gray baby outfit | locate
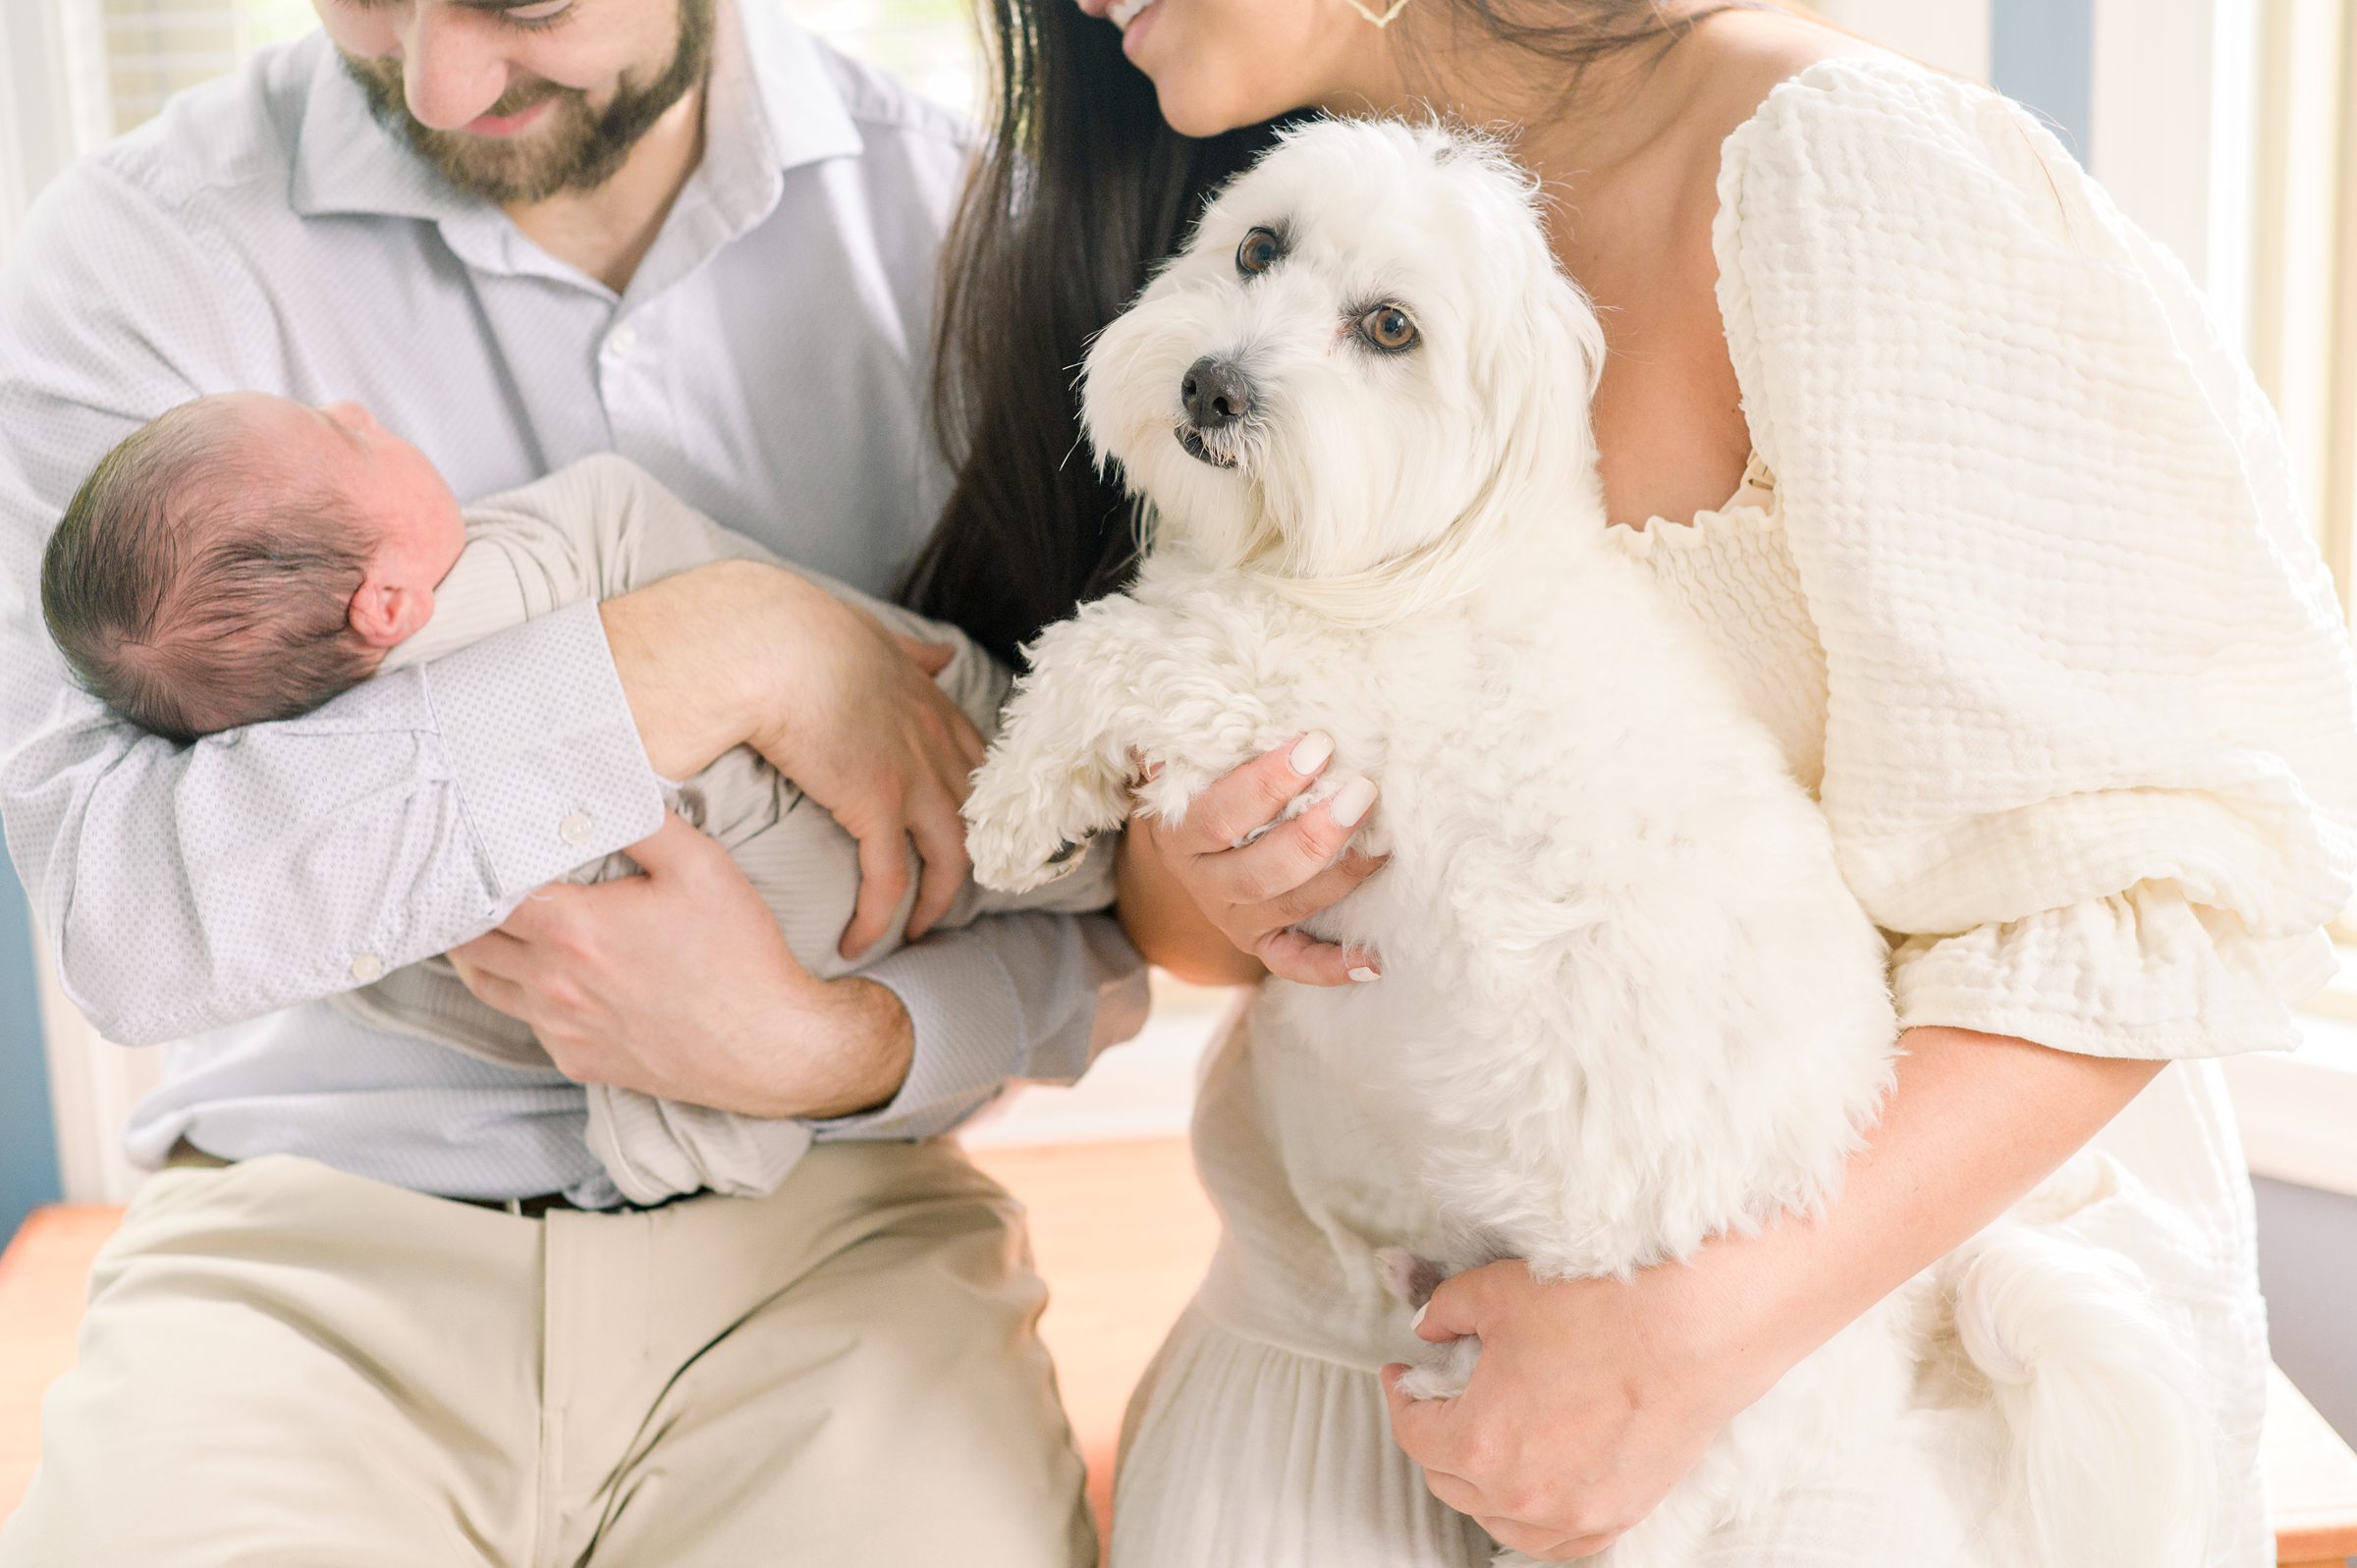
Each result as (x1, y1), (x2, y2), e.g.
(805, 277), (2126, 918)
(347, 454), (1113, 1203)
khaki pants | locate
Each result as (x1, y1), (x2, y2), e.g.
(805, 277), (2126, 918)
(0, 1142), (1094, 1567)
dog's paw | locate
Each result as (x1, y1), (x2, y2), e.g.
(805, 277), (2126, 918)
(1390, 1312), (1481, 1404)
(1394, 1356), (1472, 1403)
(966, 811), (1089, 894)
(1375, 1246), (1445, 1310)
(961, 743), (1111, 892)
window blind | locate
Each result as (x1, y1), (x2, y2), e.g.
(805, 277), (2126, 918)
(91, 0), (977, 135)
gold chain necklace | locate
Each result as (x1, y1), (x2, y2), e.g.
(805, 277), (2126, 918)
(1341, 0), (1411, 25)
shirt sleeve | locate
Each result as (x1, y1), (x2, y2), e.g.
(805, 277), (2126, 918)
(0, 159), (667, 1047)
(1716, 61), (2357, 1060)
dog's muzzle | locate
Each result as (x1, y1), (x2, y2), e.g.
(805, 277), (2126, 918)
(1178, 355), (1250, 468)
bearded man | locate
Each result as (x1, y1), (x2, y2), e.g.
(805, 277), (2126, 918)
(0, 2), (1144, 1562)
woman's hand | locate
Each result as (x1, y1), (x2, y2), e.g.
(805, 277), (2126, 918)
(1379, 1029), (2165, 1559)
(449, 814), (914, 1118)
(1381, 1261), (1763, 1559)
(601, 561), (984, 957)
(1116, 732), (1386, 986)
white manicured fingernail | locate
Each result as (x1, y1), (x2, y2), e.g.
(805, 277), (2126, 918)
(1348, 965), (1381, 983)
(1288, 730), (1335, 776)
(1330, 777), (1377, 828)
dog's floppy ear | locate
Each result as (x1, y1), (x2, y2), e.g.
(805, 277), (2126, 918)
(1437, 126), (1608, 505)
(1478, 254), (1610, 516)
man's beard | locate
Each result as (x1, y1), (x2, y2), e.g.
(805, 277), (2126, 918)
(340, 0), (716, 205)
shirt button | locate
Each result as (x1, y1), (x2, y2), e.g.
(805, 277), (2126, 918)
(559, 810), (593, 845)
(350, 953), (385, 983)
(604, 322), (637, 357)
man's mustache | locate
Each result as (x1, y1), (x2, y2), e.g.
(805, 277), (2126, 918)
(345, 55), (576, 126)
(479, 78), (573, 121)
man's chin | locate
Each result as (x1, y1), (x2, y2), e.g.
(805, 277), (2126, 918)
(333, 0), (713, 205)
(415, 117), (620, 206)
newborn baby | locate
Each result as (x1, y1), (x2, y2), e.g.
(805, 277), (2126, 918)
(39, 393), (1114, 1203)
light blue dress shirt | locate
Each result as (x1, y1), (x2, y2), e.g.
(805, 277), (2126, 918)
(0, 0), (1147, 1206)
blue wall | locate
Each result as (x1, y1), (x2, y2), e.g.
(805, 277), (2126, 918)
(1, 852), (61, 1242)
(1991, 0), (2096, 159)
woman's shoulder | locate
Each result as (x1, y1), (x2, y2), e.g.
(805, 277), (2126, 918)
(1699, 27), (2303, 590)
(1704, 24), (2153, 379)
(1681, 10), (1895, 153)
(1712, 40), (2097, 266)
(1661, 17), (2118, 359)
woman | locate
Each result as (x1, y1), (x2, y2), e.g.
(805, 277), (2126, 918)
(907, 1), (2357, 1562)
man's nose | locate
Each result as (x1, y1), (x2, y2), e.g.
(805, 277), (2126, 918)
(400, 9), (512, 131)
(1181, 357), (1252, 430)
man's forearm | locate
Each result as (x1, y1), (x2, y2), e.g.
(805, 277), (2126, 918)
(1689, 1027), (2163, 1408)
(599, 561), (787, 779)
(811, 911), (1149, 1141)
(8, 602), (666, 1045)
(791, 977), (918, 1119)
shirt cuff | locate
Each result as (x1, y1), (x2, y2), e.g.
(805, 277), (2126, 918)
(1890, 881), (2342, 1060)
(813, 929), (1027, 1141)
(810, 913), (1148, 1142)
(419, 601), (668, 911)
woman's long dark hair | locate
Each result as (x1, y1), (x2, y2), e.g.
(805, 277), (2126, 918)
(903, 0), (1755, 665)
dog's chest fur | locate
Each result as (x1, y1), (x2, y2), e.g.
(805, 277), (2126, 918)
(1123, 531), (1899, 1280)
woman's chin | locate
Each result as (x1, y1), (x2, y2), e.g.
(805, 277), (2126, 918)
(1142, 62), (1282, 140)
(1150, 85), (1246, 140)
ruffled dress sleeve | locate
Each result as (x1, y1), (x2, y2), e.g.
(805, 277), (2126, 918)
(1715, 58), (2357, 1058)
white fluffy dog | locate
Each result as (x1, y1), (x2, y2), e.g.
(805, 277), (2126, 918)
(963, 118), (2215, 1568)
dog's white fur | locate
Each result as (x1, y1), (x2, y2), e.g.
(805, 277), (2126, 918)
(964, 118), (2216, 1568)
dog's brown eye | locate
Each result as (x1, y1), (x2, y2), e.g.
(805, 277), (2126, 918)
(1236, 227), (1283, 277)
(1359, 304), (1418, 352)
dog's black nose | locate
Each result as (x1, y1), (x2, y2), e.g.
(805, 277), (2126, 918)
(1181, 356), (1252, 430)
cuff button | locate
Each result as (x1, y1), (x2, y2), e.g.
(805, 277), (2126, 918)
(559, 810), (593, 845)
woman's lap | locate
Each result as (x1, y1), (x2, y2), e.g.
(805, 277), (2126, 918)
(1112, 1306), (1495, 1568)
(1112, 1307), (1999, 1568)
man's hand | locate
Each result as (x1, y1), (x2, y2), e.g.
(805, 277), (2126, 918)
(448, 814), (914, 1118)
(601, 562), (984, 958)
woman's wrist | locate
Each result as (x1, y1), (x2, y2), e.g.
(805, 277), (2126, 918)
(1114, 823), (1265, 984)
(1658, 1193), (1892, 1425)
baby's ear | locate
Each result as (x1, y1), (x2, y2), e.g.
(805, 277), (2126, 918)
(349, 580), (434, 648)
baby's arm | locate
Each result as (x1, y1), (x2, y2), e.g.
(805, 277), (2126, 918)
(525, 457), (1130, 1204)
(376, 536), (545, 674)
(553, 454), (1121, 928)
(320, 456), (1138, 1206)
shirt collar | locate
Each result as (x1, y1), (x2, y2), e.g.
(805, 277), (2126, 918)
(288, 0), (865, 227)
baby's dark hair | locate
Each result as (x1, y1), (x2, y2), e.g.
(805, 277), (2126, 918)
(39, 401), (382, 742)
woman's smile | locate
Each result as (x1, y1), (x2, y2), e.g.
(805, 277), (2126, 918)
(1113, 0), (1164, 57)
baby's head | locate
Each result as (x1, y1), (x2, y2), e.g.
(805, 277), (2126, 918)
(39, 393), (466, 740)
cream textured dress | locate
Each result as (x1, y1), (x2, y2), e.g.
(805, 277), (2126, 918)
(1108, 58), (2357, 1568)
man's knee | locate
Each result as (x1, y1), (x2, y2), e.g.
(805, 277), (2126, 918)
(0, 1162), (535, 1567)
(0, 1376), (499, 1568)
